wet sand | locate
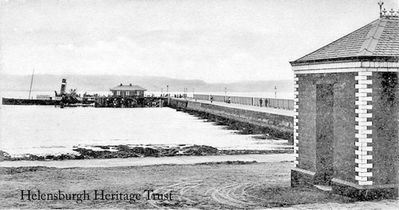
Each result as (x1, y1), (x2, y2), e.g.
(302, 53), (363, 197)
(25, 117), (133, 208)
(0, 161), (354, 209)
(1, 156), (397, 209)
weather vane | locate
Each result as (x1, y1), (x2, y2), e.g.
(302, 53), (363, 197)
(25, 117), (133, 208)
(378, 1), (384, 17)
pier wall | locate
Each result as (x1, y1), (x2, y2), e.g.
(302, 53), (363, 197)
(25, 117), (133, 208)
(2, 98), (59, 105)
(168, 98), (294, 142)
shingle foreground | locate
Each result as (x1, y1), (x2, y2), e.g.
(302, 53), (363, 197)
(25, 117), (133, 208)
(293, 17), (399, 64)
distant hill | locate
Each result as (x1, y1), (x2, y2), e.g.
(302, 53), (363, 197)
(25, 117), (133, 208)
(0, 74), (293, 93)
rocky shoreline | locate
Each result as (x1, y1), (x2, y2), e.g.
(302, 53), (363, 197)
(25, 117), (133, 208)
(0, 144), (292, 161)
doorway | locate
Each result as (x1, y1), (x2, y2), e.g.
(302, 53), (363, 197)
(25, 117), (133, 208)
(315, 84), (334, 185)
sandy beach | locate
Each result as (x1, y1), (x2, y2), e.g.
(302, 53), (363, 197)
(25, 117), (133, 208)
(1, 158), (397, 209)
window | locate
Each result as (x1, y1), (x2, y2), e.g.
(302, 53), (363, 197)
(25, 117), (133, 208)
(116, 91), (121, 96)
(126, 91), (130, 96)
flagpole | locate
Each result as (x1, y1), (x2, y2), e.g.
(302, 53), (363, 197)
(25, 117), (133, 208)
(28, 68), (35, 99)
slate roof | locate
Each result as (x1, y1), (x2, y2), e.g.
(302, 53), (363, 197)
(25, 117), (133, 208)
(292, 16), (399, 64)
(110, 84), (147, 91)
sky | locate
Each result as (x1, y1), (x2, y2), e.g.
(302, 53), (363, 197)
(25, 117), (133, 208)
(0, 0), (398, 83)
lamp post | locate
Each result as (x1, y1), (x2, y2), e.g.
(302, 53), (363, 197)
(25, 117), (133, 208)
(166, 85), (170, 106)
(183, 87), (187, 98)
(166, 85), (169, 96)
(224, 87), (227, 102)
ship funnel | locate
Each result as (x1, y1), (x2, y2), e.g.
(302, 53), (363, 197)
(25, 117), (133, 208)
(60, 79), (67, 95)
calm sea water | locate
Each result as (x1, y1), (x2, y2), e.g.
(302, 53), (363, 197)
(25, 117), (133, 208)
(0, 105), (290, 157)
(0, 90), (294, 99)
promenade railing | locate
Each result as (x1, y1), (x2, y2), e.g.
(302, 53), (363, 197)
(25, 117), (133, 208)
(193, 94), (294, 110)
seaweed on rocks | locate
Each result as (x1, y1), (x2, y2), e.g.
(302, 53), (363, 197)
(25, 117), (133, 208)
(220, 149), (292, 155)
(1, 143), (292, 161)
(72, 147), (140, 159)
(180, 145), (218, 156)
(15, 144), (221, 161)
(0, 150), (11, 161)
(195, 160), (257, 165)
(159, 148), (179, 156)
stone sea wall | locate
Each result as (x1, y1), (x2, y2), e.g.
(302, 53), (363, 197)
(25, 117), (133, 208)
(168, 98), (294, 143)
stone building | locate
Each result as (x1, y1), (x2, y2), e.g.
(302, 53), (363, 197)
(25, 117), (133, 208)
(110, 83), (146, 97)
(290, 12), (398, 199)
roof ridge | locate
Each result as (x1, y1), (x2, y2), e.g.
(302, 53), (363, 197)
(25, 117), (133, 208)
(359, 19), (387, 56)
(110, 84), (147, 91)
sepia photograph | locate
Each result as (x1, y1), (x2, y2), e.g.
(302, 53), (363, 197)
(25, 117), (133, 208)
(0, 0), (398, 209)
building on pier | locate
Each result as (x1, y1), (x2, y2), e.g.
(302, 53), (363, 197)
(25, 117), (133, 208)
(290, 10), (398, 199)
(110, 83), (146, 97)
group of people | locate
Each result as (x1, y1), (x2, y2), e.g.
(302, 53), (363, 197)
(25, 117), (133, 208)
(209, 96), (269, 107)
(259, 98), (269, 107)
(204, 95), (269, 108)
(174, 94), (186, 98)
